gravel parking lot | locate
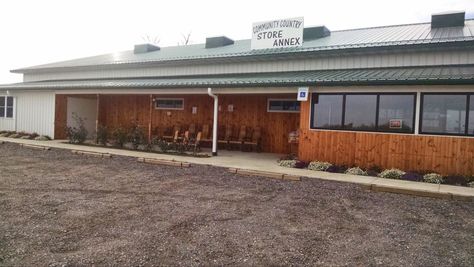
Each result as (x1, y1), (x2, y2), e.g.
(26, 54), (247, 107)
(0, 142), (473, 266)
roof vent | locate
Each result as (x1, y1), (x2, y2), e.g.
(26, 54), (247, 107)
(134, 43), (160, 54)
(303, 26), (331, 41)
(205, 36), (234, 49)
(431, 11), (465, 28)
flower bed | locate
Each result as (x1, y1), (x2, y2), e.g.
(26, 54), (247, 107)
(277, 157), (474, 188)
(0, 130), (50, 141)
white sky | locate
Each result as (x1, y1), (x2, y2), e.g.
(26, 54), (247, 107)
(0, 0), (473, 83)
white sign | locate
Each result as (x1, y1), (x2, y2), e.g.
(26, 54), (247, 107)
(297, 87), (309, 101)
(251, 17), (304, 50)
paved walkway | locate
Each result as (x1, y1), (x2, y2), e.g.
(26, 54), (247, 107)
(1, 137), (473, 201)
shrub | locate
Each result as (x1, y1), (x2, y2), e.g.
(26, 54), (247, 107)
(308, 161), (332, 171)
(9, 133), (21, 138)
(278, 160), (297, 168)
(152, 138), (170, 153)
(35, 135), (51, 141)
(345, 167), (368, 176)
(112, 127), (128, 148)
(294, 160), (309, 169)
(379, 168), (406, 179)
(443, 175), (468, 186)
(401, 172), (423, 182)
(29, 132), (39, 139)
(423, 173), (444, 184)
(468, 181), (474, 188)
(326, 165), (347, 173)
(65, 114), (88, 144)
(128, 124), (147, 150)
(95, 125), (108, 146)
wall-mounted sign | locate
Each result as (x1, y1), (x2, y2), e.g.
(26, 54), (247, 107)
(251, 17), (304, 50)
(228, 104), (234, 112)
(192, 106), (197, 114)
(389, 119), (402, 129)
(297, 87), (309, 101)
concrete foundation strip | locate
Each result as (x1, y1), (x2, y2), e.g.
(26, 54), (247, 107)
(20, 144), (51, 150)
(137, 157), (191, 168)
(229, 168), (301, 181)
(71, 150), (111, 158)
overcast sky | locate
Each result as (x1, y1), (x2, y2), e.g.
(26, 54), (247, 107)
(0, 0), (473, 83)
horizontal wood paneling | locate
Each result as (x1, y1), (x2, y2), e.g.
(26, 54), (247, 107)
(298, 95), (474, 176)
(97, 94), (299, 153)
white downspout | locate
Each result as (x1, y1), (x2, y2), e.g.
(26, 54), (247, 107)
(207, 87), (218, 156)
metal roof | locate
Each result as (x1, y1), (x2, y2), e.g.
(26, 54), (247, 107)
(2, 66), (474, 90)
(12, 19), (474, 73)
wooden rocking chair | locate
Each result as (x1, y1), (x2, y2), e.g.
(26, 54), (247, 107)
(228, 125), (246, 151)
(218, 125), (233, 149)
(244, 127), (262, 152)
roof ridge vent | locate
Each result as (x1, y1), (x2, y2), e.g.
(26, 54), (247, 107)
(205, 36), (234, 49)
(303, 26), (331, 41)
(431, 11), (465, 28)
(134, 43), (160, 54)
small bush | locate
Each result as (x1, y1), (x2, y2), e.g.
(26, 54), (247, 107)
(401, 172), (423, 182)
(128, 124), (147, 150)
(9, 133), (21, 138)
(345, 167), (368, 176)
(294, 160), (309, 169)
(379, 168), (406, 179)
(278, 160), (297, 168)
(152, 138), (170, 153)
(468, 181), (474, 188)
(308, 161), (332, 171)
(29, 132), (39, 139)
(112, 127), (128, 148)
(423, 173), (444, 184)
(443, 175), (468, 186)
(65, 113), (88, 144)
(95, 125), (108, 146)
(326, 165), (347, 173)
(35, 135), (51, 141)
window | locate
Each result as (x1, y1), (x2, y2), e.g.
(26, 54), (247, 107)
(420, 94), (471, 135)
(155, 98), (184, 110)
(344, 95), (377, 130)
(0, 96), (14, 118)
(378, 95), (415, 132)
(311, 93), (416, 133)
(267, 99), (300, 112)
(313, 95), (343, 129)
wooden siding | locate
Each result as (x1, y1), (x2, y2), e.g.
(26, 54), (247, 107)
(24, 50), (474, 82)
(95, 94), (299, 154)
(298, 95), (474, 176)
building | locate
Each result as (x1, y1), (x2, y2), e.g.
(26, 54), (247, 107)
(1, 12), (474, 175)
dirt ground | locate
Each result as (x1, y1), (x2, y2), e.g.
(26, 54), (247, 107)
(0, 142), (473, 266)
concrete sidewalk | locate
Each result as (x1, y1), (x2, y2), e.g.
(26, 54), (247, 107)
(1, 136), (473, 201)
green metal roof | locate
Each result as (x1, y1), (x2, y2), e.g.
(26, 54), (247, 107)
(2, 66), (474, 90)
(12, 20), (474, 73)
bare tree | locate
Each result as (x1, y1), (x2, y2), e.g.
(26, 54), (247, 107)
(142, 35), (160, 45)
(179, 32), (192, 46)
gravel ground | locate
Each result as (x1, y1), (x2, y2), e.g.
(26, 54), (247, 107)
(0, 142), (473, 266)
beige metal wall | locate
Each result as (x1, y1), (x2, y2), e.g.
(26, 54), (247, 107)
(23, 49), (474, 82)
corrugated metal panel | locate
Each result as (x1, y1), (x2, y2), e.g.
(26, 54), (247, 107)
(22, 50), (474, 82)
(13, 91), (55, 137)
(12, 20), (474, 73)
(4, 66), (474, 91)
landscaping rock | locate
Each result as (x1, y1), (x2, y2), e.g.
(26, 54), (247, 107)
(34, 135), (51, 141)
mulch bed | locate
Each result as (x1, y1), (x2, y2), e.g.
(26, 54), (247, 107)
(0, 142), (473, 266)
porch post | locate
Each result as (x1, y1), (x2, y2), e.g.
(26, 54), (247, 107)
(207, 88), (218, 156)
(148, 94), (153, 142)
(95, 94), (100, 133)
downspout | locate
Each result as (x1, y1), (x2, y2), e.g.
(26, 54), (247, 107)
(207, 87), (218, 156)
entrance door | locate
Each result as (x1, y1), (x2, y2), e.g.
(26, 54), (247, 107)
(66, 96), (97, 139)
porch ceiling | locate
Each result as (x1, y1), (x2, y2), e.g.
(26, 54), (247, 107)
(1, 65), (474, 91)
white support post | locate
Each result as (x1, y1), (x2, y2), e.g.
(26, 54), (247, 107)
(207, 88), (219, 156)
(415, 91), (421, 134)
